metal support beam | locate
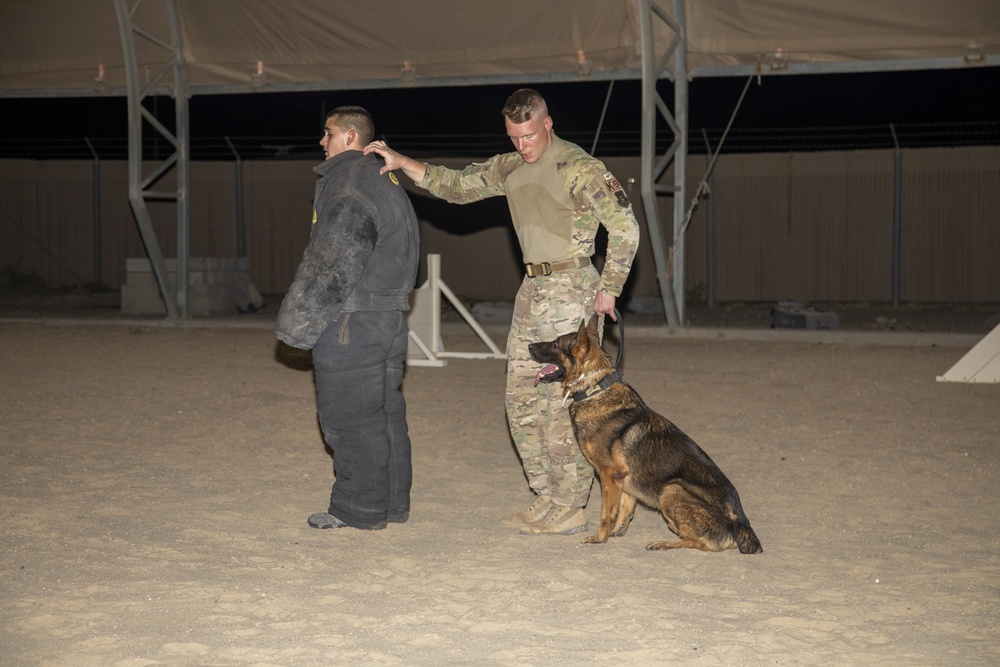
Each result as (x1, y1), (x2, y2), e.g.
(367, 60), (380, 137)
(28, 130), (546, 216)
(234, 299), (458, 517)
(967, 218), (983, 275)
(637, 0), (682, 325)
(225, 137), (246, 259)
(671, 0), (689, 324)
(166, 1), (189, 316)
(84, 137), (102, 284)
(701, 129), (716, 308)
(890, 124), (902, 308)
(113, 0), (191, 318)
(673, 0), (688, 324)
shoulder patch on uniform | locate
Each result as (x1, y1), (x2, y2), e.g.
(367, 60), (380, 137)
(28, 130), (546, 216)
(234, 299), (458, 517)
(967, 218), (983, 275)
(388, 172), (400, 186)
(603, 172), (630, 208)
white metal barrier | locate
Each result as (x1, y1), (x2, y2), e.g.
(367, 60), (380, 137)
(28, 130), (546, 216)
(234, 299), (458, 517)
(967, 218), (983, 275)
(407, 254), (506, 367)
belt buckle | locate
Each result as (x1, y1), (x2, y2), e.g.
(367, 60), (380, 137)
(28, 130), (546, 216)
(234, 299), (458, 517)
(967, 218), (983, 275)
(527, 262), (552, 277)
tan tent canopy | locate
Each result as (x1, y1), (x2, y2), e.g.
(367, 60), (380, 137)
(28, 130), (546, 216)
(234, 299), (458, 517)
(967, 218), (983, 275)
(2, 0), (996, 97)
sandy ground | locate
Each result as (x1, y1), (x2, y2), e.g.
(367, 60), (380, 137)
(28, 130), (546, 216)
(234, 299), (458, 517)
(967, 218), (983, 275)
(1, 301), (998, 666)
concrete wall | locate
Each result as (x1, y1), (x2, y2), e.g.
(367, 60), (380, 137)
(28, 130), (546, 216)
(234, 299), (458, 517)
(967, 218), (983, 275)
(2, 145), (997, 305)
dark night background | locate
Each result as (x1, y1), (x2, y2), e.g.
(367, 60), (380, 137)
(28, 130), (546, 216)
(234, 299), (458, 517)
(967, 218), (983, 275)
(1, 66), (997, 161)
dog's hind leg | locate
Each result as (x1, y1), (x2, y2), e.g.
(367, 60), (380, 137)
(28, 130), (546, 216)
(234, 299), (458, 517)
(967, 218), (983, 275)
(650, 486), (733, 552)
(582, 467), (627, 544)
(646, 537), (714, 551)
(610, 493), (636, 537)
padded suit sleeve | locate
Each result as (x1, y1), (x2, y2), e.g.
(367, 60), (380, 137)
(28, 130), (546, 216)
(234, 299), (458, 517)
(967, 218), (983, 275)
(275, 197), (378, 350)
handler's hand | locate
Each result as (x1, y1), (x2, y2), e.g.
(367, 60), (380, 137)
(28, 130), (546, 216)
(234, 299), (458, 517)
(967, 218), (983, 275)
(363, 140), (396, 174)
(593, 291), (617, 321)
(363, 140), (426, 183)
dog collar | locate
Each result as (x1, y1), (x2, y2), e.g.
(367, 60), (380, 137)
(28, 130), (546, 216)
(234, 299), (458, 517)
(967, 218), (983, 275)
(563, 370), (622, 406)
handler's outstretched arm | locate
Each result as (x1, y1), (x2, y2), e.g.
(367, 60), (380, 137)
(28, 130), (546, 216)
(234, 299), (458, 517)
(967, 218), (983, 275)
(364, 141), (427, 184)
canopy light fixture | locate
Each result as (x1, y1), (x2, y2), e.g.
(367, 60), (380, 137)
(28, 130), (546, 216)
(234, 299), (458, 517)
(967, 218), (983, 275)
(94, 63), (107, 92)
(965, 42), (985, 64)
(401, 61), (416, 84)
(770, 48), (788, 70)
(252, 60), (266, 89)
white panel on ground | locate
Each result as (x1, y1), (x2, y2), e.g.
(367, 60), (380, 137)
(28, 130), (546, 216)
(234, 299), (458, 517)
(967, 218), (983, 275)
(937, 324), (1000, 383)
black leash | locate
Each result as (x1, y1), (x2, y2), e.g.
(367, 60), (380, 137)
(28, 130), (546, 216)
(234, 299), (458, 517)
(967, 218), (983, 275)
(612, 307), (624, 371)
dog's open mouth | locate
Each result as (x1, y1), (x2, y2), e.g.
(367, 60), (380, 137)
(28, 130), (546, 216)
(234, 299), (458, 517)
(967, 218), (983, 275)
(533, 364), (564, 386)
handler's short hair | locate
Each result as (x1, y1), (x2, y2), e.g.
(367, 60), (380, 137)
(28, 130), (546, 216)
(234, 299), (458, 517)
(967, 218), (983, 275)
(326, 106), (375, 146)
(501, 89), (548, 125)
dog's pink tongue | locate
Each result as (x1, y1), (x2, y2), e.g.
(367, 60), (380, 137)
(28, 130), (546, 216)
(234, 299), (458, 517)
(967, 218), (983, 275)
(534, 365), (558, 387)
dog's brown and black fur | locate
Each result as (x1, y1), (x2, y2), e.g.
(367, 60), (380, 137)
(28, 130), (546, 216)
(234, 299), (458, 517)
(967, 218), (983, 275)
(529, 316), (762, 553)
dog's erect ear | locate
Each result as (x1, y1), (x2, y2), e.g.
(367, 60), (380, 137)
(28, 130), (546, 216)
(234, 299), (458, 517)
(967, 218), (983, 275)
(587, 314), (600, 337)
(574, 319), (591, 350)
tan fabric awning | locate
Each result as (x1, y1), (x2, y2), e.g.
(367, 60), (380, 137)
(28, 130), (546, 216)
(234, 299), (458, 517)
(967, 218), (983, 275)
(1, 0), (996, 97)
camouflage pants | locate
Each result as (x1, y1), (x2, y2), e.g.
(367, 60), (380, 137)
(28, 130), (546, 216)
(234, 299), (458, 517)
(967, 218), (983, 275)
(505, 264), (602, 508)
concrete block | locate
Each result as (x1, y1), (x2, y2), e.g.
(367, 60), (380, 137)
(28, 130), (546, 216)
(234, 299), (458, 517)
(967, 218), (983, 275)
(122, 257), (263, 317)
(771, 302), (840, 330)
(125, 271), (157, 288)
(126, 257), (152, 272)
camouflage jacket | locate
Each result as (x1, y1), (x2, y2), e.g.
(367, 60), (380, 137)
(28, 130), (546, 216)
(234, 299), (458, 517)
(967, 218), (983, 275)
(417, 135), (639, 296)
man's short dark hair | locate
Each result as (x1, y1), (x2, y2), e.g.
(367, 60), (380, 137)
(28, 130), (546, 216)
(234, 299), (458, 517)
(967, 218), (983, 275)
(501, 89), (548, 125)
(326, 106), (375, 145)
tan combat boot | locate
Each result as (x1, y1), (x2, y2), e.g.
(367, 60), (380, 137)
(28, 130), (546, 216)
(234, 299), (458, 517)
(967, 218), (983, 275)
(519, 505), (588, 535)
(502, 495), (552, 526)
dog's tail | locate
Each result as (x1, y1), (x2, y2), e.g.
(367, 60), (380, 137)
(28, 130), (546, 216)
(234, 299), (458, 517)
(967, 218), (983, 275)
(734, 520), (762, 554)
(725, 501), (763, 554)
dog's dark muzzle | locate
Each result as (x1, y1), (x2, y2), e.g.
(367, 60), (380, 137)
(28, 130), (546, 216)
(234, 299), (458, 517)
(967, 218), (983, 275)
(528, 342), (564, 386)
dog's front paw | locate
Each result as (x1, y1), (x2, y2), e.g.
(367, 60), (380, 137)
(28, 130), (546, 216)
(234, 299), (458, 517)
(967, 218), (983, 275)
(581, 533), (608, 544)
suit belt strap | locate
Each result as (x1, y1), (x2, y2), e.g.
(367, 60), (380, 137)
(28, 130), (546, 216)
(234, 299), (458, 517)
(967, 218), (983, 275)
(341, 288), (411, 311)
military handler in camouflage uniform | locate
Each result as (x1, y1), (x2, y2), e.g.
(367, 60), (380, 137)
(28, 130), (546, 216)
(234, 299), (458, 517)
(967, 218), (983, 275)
(365, 89), (639, 535)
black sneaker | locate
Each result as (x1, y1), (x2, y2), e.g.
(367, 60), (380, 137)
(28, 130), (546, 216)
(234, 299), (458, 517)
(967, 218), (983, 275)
(307, 512), (347, 529)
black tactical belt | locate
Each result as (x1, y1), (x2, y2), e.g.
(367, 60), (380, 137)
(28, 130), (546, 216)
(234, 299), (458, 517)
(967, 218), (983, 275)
(525, 256), (591, 277)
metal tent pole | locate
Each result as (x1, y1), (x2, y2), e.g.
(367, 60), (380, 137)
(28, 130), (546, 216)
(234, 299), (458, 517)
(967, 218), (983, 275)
(891, 124), (903, 308)
(113, 0), (191, 318)
(166, 0), (189, 317)
(84, 137), (102, 284)
(637, 0), (682, 325)
(701, 129), (716, 308)
(671, 0), (689, 323)
(225, 136), (246, 259)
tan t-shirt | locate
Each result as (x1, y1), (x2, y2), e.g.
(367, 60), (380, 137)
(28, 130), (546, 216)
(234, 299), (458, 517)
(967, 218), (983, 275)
(417, 135), (640, 296)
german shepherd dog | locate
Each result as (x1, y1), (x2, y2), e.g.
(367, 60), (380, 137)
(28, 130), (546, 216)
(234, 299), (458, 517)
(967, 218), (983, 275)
(529, 316), (762, 554)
